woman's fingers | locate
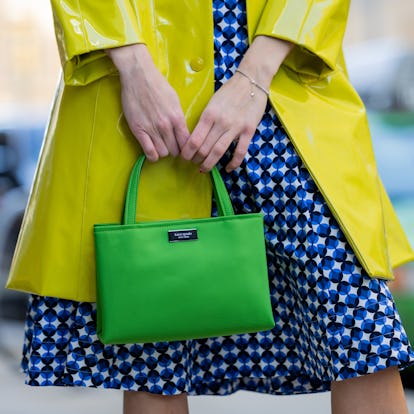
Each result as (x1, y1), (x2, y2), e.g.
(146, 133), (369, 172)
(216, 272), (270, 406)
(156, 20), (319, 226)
(128, 122), (169, 162)
(181, 113), (214, 161)
(171, 109), (191, 150)
(181, 70), (267, 172)
(154, 115), (180, 157)
(150, 133), (170, 159)
(192, 123), (231, 165)
(224, 132), (253, 172)
(199, 131), (238, 172)
(121, 83), (184, 159)
(133, 130), (160, 162)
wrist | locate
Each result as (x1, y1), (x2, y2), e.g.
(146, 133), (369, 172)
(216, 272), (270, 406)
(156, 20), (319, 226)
(106, 43), (152, 78)
(238, 35), (293, 88)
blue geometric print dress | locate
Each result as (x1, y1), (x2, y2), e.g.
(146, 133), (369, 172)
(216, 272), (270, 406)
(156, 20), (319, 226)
(22, 0), (414, 395)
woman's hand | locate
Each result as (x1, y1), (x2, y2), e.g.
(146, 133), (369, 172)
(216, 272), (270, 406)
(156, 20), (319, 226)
(181, 73), (268, 173)
(107, 44), (189, 162)
(181, 36), (293, 172)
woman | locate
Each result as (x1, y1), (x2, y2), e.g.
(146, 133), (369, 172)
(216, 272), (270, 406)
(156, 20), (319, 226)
(7, 0), (414, 413)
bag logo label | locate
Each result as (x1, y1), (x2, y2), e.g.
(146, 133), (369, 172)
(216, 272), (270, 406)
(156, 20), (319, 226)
(168, 229), (198, 242)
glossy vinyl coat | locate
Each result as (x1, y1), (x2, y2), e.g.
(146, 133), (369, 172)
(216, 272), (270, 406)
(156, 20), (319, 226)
(6, 0), (414, 302)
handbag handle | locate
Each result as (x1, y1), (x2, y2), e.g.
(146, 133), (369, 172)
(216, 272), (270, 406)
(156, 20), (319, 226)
(123, 155), (235, 225)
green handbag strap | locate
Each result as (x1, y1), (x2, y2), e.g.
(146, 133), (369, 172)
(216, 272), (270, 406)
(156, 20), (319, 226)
(124, 155), (235, 225)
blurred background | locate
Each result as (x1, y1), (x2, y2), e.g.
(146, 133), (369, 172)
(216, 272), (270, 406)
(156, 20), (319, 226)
(1, 1), (414, 413)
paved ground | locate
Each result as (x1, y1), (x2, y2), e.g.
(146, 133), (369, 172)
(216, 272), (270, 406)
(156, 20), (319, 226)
(1, 319), (413, 413)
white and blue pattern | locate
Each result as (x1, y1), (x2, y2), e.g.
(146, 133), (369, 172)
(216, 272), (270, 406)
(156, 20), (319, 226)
(21, 0), (414, 395)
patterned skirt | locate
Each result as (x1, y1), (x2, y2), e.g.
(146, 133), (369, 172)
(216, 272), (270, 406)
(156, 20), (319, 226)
(22, 0), (414, 395)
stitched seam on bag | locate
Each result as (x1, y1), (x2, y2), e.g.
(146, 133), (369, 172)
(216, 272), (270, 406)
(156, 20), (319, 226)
(77, 80), (101, 298)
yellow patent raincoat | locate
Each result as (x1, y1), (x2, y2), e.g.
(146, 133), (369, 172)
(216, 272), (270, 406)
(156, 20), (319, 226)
(7, 0), (414, 302)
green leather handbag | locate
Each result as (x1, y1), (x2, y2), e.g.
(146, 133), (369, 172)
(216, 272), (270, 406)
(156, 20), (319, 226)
(94, 155), (274, 344)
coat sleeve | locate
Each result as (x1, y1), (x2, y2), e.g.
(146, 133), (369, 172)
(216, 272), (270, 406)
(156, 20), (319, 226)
(254, 0), (350, 78)
(51, 0), (146, 85)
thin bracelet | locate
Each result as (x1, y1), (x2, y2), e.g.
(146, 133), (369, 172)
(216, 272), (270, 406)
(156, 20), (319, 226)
(235, 69), (270, 97)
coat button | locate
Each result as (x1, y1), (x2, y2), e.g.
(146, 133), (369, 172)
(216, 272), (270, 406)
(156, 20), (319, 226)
(190, 57), (205, 72)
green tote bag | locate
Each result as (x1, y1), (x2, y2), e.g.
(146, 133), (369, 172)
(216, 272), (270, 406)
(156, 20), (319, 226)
(94, 155), (274, 344)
